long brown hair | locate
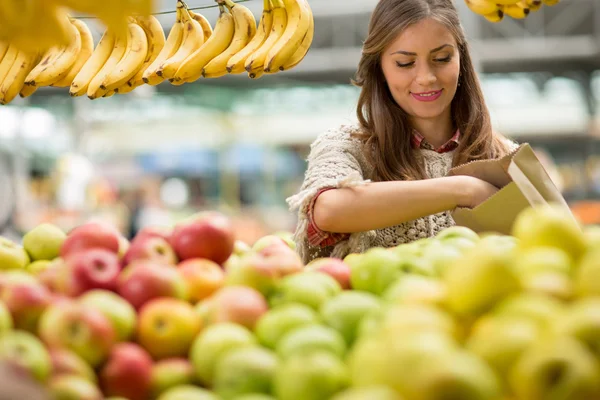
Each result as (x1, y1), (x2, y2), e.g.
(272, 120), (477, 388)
(353, 0), (512, 181)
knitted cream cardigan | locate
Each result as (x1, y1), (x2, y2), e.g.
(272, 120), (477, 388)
(286, 123), (518, 264)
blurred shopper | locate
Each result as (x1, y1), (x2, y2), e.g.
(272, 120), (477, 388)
(287, 0), (518, 263)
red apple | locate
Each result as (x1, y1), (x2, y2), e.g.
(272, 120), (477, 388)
(38, 300), (117, 367)
(206, 286), (268, 330)
(150, 358), (195, 399)
(0, 277), (52, 332)
(100, 343), (153, 400)
(124, 236), (178, 266)
(252, 235), (289, 252)
(135, 226), (172, 242)
(60, 222), (120, 259)
(137, 298), (202, 360)
(64, 248), (121, 296)
(178, 258), (225, 303)
(170, 212), (235, 265)
(49, 348), (97, 383)
(118, 262), (188, 310)
(306, 258), (352, 290)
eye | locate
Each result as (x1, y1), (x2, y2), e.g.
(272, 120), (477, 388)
(395, 61), (414, 68)
(434, 56), (452, 63)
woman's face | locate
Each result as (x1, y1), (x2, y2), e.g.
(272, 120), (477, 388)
(381, 18), (460, 124)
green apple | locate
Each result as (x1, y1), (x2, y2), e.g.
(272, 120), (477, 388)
(420, 242), (463, 276)
(157, 385), (220, 400)
(346, 248), (404, 295)
(0, 330), (51, 382)
(320, 291), (382, 346)
(347, 336), (389, 387)
(276, 325), (347, 361)
(512, 205), (586, 262)
(382, 275), (446, 307)
(233, 240), (252, 256)
(493, 293), (566, 327)
(478, 233), (519, 254)
(269, 271), (341, 310)
(25, 260), (52, 275)
(583, 225), (600, 250)
(214, 346), (278, 399)
(435, 226), (480, 242)
(22, 223), (66, 261)
(0, 300), (13, 334)
(0, 237), (30, 270)
(150, 358), (195, 399)
(274, 351), (349, 400)
(78, 290), (137, 342)
(437, 236), (478, 253)
(255, 303), (319, 349)
(444, 243), (520, 316)
(509, 336), (600, 400)
(190, 322), (257, 386)
(465, 315), (540, 381)
(553, 298), (600, 359)
(330, 386), (402, 400)
(232, 395), (276, 400)
(574, 248), (600, 296)
(523, 272), (573, 300)
(512, 247), (572, 279)
(48, 374), (103, 400)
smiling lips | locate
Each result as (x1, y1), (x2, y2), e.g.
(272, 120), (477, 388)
(411, 89), (443, 102)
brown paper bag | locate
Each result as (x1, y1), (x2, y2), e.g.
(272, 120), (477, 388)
(446, 143), (574, 235)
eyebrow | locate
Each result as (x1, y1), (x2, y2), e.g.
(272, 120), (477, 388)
(390, 44), (454, 56)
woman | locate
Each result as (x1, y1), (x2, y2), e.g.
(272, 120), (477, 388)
(287, 0), (518, 263)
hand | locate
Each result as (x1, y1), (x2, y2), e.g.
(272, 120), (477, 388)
(455, 176), (500, 209)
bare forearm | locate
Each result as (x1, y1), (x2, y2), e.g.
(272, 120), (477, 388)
(314, 176), (467, 233)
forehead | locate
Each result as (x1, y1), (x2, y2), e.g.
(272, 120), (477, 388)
(387, 18), (457, 52)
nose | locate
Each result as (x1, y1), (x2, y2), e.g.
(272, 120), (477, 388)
(415, 64), (437, 87)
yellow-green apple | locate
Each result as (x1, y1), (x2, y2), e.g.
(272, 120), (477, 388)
(117, 262), (188, 310)
(26, 260), (52, 275)
(138, 298), (201, 359)
(331, 386), (402, 400)
(270, 271), (342, 310)
(233, 239), (252, 256)
(0, 277), (51, 332)
(513, 247), (573, 279)
(255, 303), (319, 349)
(436, 226), (480, 242)
(574, 248), (600, 296)
(78, 290), (137, 342)
(419, 242), (463, 276)
(60, 222), (121, 258)
(512, 205), (586, 261)
(49, 348), (97, 383)
(508, 336), (600, 400)
(178, 258), (225, 303)
(37, 257), (67, 293)
(0, 237), (30, 270)
(100, 343), (154, 400)
(23, 223), (66, 261)
(156, 385), (220, 400)
(170, 212), (235, 265)
(252, 235), (289, 252)
(204, 286), (268, 330)
(584, 225), (600, 250)
(465, 315), (540, 382)
(0, 300), (12, 334)
(0, 330), (51, 382)
(64, 248), (121, 295)
(273, 351), (349, 400)
(150, 358), (195, 399)
(382, 275), (447, 307)
(233, 395), (276, 400)
(273, 231), (296, 250)
(345, 249), (402, 295)
(38, 300), (117, 367)
(306, 258), (351, 290)
(190, 322), (257, 386)
(522, 272), (573, 301)
(553, 298), (600, 358)
(214, 346), (278, 399)
(444, 243), (520, 316)
(48, 374), (103, 400)
(320, 291), (382, 346)
(276, 325), (347, 361)
(493, 292), (566, 328)
(124, 236), (178, 266)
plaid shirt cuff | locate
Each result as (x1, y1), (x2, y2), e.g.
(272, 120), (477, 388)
(306, 187), (350, 247)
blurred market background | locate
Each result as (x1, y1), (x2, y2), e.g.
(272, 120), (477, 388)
(0, 0), (599, 244)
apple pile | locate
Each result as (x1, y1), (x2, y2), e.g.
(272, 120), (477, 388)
(1, 205), (600, 399)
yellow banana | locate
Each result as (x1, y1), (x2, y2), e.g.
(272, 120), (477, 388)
(158, 1), (205, 80)
(520, 0), (541, 11)
(504, 3), (530, 18)
(19, 83), (37, 98)
(127, 15), (166, 88)
(464, 0), (500, 16)
(542, 0), (560, 5)
(25, 21), (81, 87)
(115, 82), (136, 94)
(264, 0), (311, 73)
(203, 0), (257, 78)
(189, 11), (214, 41)
(70, 29), (116, 97)
(103, 90), (116, 98)
(0, 41), (9, 63)
(0, 50), (39, 105)
(101, 23), (149, 92)
(248, 68), (264, 79)
(88, 30), (128, 99)
(484, 9), (504, 22)
(245, 0), (287, 75)
(52, 18), (95, 88)
(494, 0), (521, 4)
(0, 44), (19, 87)
(227, 0), (273, 74)
(278, 2), (313, 72)
(142, 6), (185, 86)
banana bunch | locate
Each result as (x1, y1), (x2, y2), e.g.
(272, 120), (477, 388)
(70, 15), (166, 99)
(464, 0), (561, 23)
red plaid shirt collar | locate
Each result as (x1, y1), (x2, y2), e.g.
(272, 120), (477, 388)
(411, 129), (461, 153)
